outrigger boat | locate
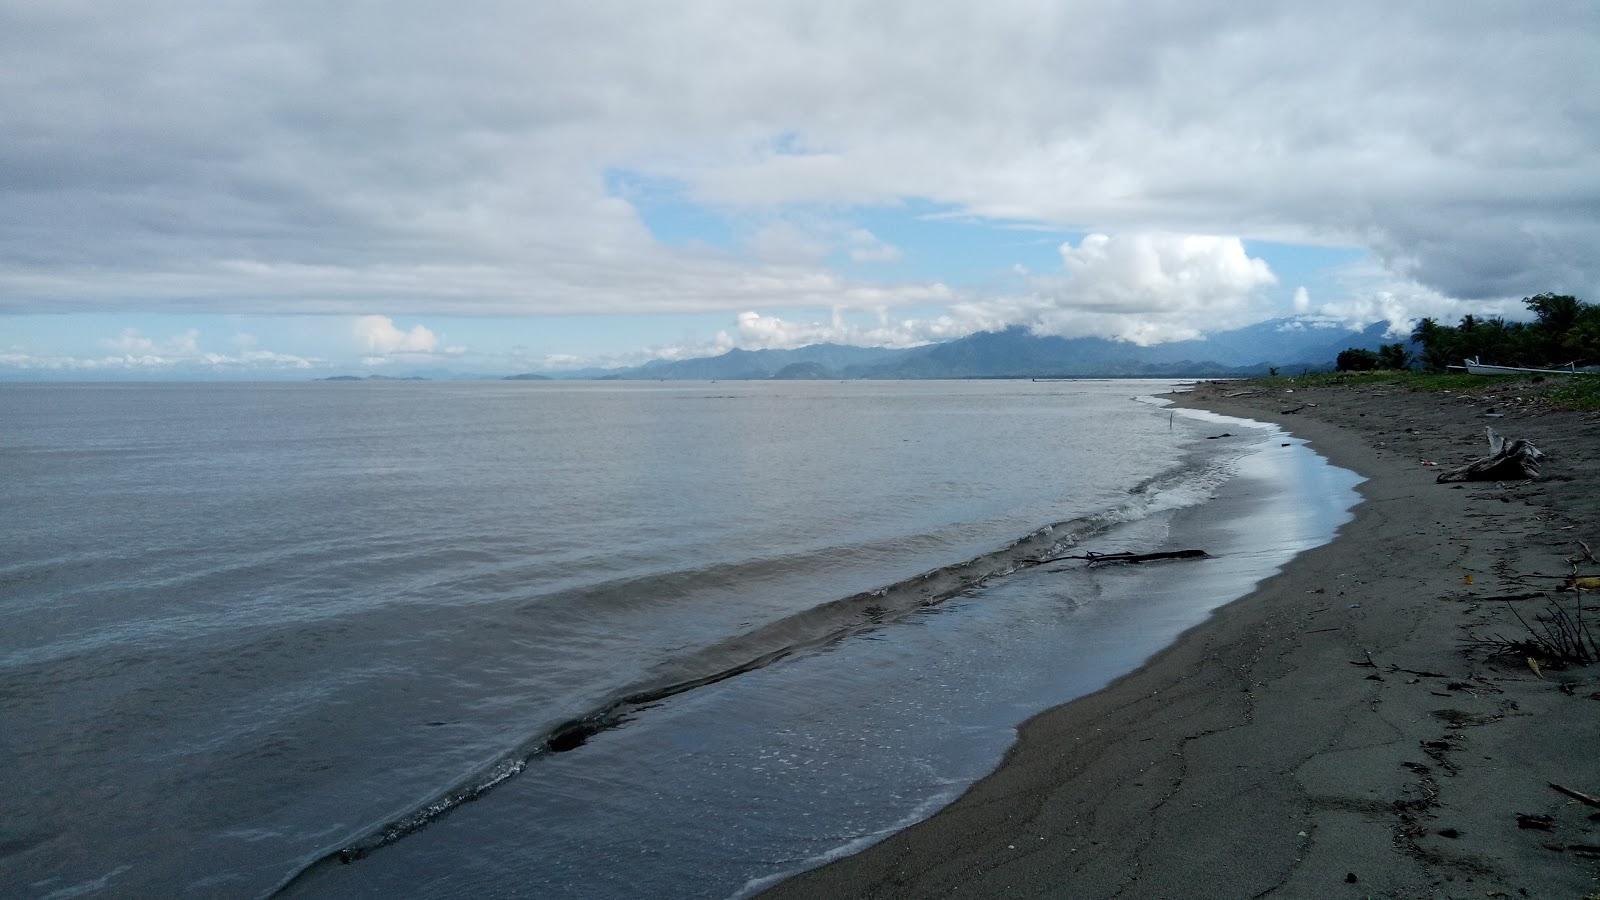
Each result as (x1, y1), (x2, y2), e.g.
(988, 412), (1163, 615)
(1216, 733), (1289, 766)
(1448, 356), (1598, 376)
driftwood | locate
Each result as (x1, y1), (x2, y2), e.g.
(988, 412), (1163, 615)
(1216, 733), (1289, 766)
(1436, 427), (1543, 483)
(1044, 549), (1209, 567)
(1549, 782), (1600, 808)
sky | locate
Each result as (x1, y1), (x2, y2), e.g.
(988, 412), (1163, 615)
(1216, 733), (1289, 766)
(2, 2), (1596, 378)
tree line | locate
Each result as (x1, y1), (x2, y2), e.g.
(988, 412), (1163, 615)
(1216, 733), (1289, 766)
(1337, 293), (1597, 372)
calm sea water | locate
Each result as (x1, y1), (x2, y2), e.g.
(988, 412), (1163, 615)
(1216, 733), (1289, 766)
(0, 380), (1358, 897)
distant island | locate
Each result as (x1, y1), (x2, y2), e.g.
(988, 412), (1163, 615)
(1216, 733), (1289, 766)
(317, 374), (429, 381)
(502, 373), (551, 381)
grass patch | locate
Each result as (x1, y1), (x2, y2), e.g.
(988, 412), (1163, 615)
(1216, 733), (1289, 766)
(1546, 375), (1600, 411)
(1254, 370), (1524, 391)
(1404, 372), (1520, 391)
(1249, 370), (1397, 389)
(1246, 369), (1600, 411)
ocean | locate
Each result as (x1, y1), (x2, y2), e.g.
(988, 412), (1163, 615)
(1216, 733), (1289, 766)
(0, 380), (1359, 897)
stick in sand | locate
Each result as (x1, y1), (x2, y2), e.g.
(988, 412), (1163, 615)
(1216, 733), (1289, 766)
(1549, 782), (1600, 808)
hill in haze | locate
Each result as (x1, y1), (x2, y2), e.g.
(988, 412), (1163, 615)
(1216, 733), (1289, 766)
(532, 318), (1395, 381)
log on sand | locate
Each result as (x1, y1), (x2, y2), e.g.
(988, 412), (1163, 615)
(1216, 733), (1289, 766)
(1436, 427), (1543, 483)
(1044, 549), (1210, 566)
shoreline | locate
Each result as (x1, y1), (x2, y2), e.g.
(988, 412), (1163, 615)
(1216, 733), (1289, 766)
(766, 380), (1600, 898)
(736, 397), (1362, 896)
(279, 388), (1350, 899)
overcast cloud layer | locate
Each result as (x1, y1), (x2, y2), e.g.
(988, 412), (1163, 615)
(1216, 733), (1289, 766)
(2, 1), (1597, 360)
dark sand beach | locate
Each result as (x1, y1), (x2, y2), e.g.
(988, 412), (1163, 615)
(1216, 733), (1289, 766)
(768, 379), (1600, 898)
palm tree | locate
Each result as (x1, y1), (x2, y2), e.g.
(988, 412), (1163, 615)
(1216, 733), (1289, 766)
(1525, 293), (1580, 333)
(1408, 317), (1453, 370)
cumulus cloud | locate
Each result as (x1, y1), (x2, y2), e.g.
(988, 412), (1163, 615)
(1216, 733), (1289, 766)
(898, 233), (1281, 345)
(352, 315), (438, 355)
(1044, 233), (1277, 341)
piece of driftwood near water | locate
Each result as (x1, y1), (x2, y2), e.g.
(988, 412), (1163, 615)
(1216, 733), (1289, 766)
(1041, 549), (1210, 566)
(1436, 427), (1543, 483)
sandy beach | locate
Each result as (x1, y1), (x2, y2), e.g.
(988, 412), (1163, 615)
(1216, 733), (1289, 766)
(767, 379), (1600, 898)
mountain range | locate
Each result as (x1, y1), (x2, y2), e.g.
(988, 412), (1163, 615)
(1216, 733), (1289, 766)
(513, 318), (1397, 381)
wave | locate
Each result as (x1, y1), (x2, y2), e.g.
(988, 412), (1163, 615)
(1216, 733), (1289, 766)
(730, 782), (966, 900)
(266, 450), (1240, 897)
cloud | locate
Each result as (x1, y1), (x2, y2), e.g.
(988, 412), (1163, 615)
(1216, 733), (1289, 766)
(508, 307), (969, 369)
(1053, 233), (1275, 327)
(845, 229), (901, 263)
(0, 0), (1592, 332)
(102, 328), (200, 356)
(537, 353), (586, 370)
(1307, 262), (1529, 336)
(352, 315), (437, 354)
(742, 221), (902, 265)
(0, 4), (1589, 378)
(721, 309), (969, 351)
(923, 233), (1279, 345)
(607, 234), (1275, 356)
(1, 329), (318, 372)
(744, 222), (832, 264)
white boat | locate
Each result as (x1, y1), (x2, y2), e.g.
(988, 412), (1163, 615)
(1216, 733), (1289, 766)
(1450, 357), (1596, 376)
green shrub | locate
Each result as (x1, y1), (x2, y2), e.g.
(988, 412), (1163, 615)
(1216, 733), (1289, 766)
(1336, 348), (1380, 371)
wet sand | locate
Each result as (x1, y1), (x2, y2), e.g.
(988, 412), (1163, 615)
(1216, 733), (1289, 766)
(766, 378), (1600, 898)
